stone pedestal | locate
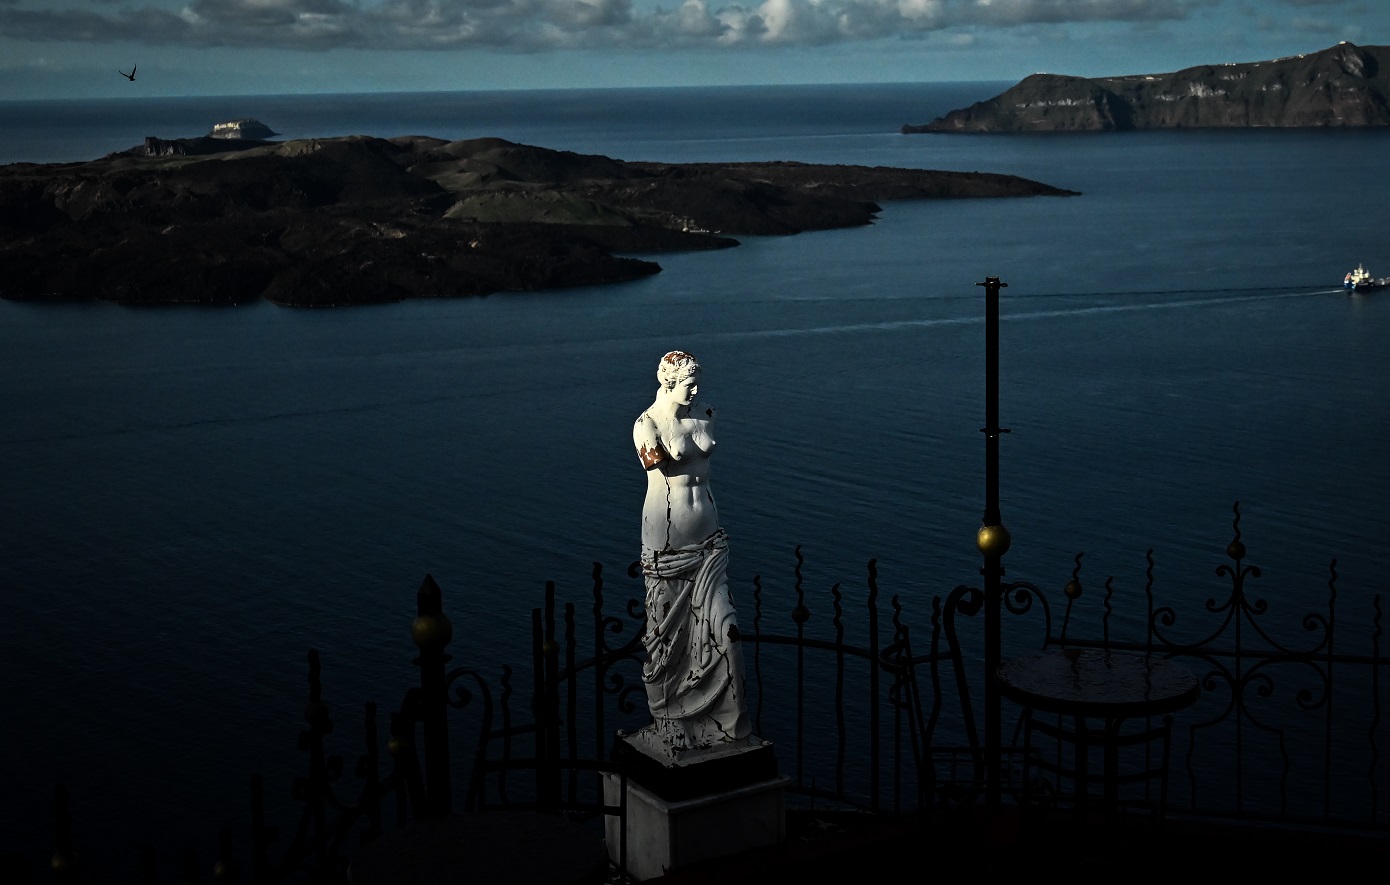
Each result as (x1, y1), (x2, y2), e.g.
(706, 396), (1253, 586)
(603, 727), (787, 881)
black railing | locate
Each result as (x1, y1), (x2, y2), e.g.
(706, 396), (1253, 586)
(941, 501), (1388, 831)
(33, 508), (1390, 882)
(463, 547), (936, 820)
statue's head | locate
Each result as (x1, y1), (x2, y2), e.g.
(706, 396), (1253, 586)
(658, 351), (700, 392)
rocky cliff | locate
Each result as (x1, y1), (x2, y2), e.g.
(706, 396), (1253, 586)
(0, 134), (1076, 306)
(904, 42), (1390, 133)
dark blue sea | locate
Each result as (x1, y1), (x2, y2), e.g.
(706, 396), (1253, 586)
(4, 83), (1390, 876)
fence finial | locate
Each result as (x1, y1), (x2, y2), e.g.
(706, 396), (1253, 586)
(412, 573), (452, 652)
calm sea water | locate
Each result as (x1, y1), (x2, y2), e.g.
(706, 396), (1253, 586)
(4, 83), (1390, 877)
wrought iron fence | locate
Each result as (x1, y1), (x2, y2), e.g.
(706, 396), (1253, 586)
(465, 547), (940, 819)
(33, 501), (1390, 882)
(941, 500), (1388, 831)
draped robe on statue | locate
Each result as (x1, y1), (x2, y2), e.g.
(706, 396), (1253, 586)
(641, 528), (751, 750)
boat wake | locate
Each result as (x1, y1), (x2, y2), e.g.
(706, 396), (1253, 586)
(714, 287), (1340, 342)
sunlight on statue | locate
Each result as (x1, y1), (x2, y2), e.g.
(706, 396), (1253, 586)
(633, 351), (751, 752)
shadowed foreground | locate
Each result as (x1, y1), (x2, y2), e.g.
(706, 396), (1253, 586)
(648, 806), (1390, 881)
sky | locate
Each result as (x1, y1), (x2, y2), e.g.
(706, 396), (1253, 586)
(0, 0), (1385, 100)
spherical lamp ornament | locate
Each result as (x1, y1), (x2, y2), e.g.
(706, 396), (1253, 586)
(1064, 579), (1083, 600)
(1227, 539), (1246, 561)
(976, 523), (1012, 558)
(411, 611), (453, 652)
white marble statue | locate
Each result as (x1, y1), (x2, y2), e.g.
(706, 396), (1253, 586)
(633, 351), (751, 751)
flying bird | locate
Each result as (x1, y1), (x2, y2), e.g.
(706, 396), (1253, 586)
(119, 65), (136, 81)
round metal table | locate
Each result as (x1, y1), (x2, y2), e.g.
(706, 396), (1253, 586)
(996, 648), (1200, 819)
(997, 648), (1200, 718)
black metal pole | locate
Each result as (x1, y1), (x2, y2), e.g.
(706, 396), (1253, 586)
(976, 276), (1010, 808)
(413, 573), (453, 817)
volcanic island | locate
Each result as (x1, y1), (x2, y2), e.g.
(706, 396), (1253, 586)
(0, 132), (1077, 307)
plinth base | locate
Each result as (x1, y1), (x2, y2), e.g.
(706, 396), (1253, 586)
(605, 728), (787, 881)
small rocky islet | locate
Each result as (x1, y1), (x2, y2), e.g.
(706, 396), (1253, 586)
(0, 132), (1076, 307)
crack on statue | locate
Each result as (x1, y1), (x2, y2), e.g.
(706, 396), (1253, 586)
(663, 476), (674, 551)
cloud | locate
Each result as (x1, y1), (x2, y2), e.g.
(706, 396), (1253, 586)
(0, 0), (1206, 51)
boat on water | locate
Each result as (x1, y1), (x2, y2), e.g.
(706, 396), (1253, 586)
(1344, 263), (1390, 292)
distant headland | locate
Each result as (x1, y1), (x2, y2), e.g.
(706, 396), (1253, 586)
(903, 41), (1390, 133)
(0, 134), (1076, 307)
